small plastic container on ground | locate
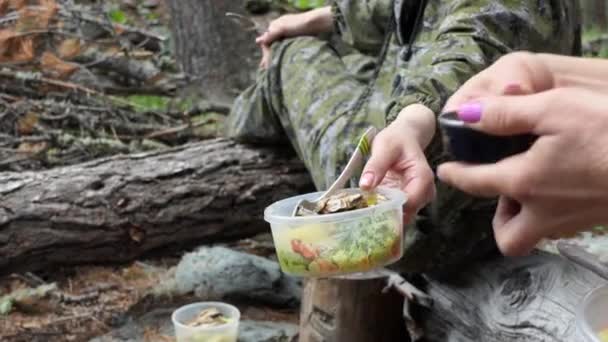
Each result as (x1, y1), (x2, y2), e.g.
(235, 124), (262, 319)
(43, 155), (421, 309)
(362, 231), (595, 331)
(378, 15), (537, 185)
(172, 302), (240, 342)
(264, 187), (407, 277)
(576, 284), (608, 342)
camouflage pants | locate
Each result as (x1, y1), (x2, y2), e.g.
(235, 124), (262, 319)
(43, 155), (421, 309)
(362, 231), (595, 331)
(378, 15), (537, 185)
(226, 37), (497, 275)
(226, 36), (394, 190)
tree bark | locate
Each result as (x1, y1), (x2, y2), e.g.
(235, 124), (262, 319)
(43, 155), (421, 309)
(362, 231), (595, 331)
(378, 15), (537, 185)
(419, 251), (605, 341)
(299, 275), (409, 342)
(596, 0), (607, 30)
(0, 138), (313, 276)
(167, 0), (259, 104)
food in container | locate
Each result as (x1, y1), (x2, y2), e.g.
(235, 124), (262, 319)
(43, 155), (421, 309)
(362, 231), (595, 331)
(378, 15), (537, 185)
(172, 302), (240, 342)
(264, 187), (406, 277)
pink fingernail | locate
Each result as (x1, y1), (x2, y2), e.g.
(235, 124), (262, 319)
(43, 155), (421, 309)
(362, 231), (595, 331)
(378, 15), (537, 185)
(360, 172), (375, 188)
(458, 102), (482, 123)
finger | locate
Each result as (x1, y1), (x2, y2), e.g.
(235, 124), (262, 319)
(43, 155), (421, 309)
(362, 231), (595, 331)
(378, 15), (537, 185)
(442, 73), (491, 111)
(437, 157), (525, 197)
(260, 44), (271, 69)
(502, 82), (531, 96)
(457, 94), (546, 136)
(255, 33), (267, 44)
(402, 164), (436, 223)
(493, 206), (544, 257)
(359, 134), (399, 190)
(260, 25), (283, 45)
(493, 196), (521, 229)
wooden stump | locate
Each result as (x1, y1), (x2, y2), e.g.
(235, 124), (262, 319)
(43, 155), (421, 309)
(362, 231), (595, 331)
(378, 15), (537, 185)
(299, 274), (409, 342)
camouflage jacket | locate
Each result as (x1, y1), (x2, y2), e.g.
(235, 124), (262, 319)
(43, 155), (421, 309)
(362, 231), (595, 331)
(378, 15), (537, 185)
(331, 0), (582, 123)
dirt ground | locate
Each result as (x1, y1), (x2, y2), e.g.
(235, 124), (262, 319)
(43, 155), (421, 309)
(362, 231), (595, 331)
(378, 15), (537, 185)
(0, 236), (299, 342)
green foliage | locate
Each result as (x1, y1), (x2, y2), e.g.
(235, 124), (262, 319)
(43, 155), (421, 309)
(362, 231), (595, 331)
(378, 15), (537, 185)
(0, 283), (57, 316)
(126, 95), (171, 111)
(583, 26), (604, 41)
(598, 47), (608, 59)
(145, 11), (160, 21)
(289, 0), (326, 9)
(582, 25), (608, 58)
(123, 95), (195, 113)
(0, 297), (12, 315)
(108, 8), (128, 24)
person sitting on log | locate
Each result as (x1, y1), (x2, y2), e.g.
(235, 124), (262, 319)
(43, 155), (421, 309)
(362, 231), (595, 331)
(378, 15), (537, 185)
(225, 0), (581, 275)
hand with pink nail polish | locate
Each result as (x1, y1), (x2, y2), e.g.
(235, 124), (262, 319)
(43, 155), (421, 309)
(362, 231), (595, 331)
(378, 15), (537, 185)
(443, 52), (554, 111)
(445, 52), (608, 110)
(360, 104), (437, 222)
(437, 87), (608, 257)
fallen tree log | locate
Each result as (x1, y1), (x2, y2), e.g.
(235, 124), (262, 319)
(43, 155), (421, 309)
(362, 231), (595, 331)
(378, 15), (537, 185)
(0, 138), (314, 275)
(419, 251), (605, 341)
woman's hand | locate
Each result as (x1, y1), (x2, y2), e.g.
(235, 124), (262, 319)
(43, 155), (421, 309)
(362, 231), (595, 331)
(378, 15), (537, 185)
(257, 7), (334, 68)
(437, 88), (608, 256)
(360, 104), (437, 222)
(443, 52), (555, 111)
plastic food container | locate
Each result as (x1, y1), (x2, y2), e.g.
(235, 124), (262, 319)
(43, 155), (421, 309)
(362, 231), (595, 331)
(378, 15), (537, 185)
(264, 187), (406, 277)
(172, 302), (240, 342)
(576, 284), (608, 342)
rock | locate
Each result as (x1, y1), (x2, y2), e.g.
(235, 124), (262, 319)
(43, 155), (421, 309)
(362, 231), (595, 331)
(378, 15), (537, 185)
(121, 0), (137, 9)
(175, 246), (301, 307)
(238, 321), (299, 342)
(90, 307), (298, 342)
(89, 308), (174, 342)
(245, 0), (272, 14)
(142, 0), (160, 9)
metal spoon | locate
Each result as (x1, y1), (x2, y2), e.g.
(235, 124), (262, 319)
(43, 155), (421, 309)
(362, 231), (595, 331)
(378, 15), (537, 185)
(292, 127), (378, 217)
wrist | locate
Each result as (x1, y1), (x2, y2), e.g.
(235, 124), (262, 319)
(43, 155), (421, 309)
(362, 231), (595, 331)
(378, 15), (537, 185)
(394, 104), (436, 149)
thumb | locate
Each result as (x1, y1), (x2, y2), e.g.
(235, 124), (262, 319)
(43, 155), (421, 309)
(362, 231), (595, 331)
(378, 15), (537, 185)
(359, 135), (398, 190)
(259, 24), (284, 45)
(457, 94), (544, 136)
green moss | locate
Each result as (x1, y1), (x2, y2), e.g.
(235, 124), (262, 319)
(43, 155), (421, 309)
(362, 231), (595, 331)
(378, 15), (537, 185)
(146, 11), (160, 21)
(125, 95), (171, 111)
(117, 95), (198, 113)
(109, 9), (128, 24)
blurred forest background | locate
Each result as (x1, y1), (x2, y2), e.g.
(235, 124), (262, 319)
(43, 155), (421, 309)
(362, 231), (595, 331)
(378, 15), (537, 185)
(581, 0), (608, 56)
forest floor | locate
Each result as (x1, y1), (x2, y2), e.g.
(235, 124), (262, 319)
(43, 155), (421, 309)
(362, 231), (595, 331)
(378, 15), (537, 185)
(0, 234), (299, 342)
(0, 1), (296, 341)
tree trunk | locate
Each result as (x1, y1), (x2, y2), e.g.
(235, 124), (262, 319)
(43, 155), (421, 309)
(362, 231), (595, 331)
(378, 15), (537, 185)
(596, 0), (607, 30)
(0, 138), (313, 276)
(167, 0), (259, 104)
(419, 251), (605, 341)
(299, 275), (409, 342)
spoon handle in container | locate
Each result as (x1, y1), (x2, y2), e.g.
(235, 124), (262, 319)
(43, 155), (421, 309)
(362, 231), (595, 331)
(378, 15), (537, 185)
(321, 127), (377, 199)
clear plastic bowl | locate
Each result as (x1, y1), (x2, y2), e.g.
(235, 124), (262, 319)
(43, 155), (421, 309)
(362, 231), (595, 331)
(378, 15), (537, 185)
(577, 284), (608, 342)
(264, 187), (407, 277)
(172, 302), (240, 342)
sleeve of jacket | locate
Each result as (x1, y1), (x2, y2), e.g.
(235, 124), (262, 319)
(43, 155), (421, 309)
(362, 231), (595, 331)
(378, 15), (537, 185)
(385, 0), (580, 123)
(330, 0), (393, 54)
